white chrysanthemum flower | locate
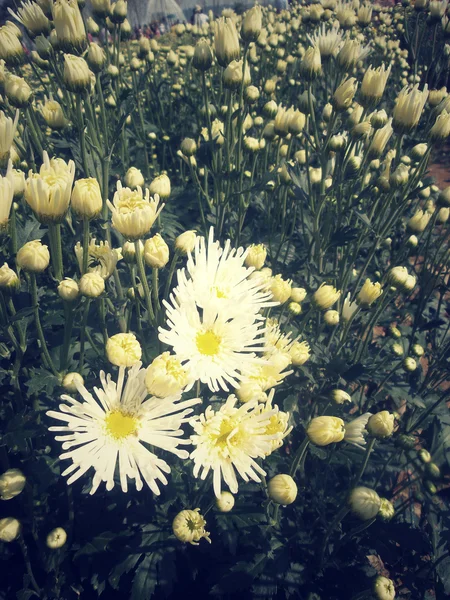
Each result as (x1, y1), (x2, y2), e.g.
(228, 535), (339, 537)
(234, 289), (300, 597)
(307, 23), (343, 58)
(344, 413), (372, 449)
(173, 227), (275, 317)
(159, 296), (267, 392)
(264, 318), (294, 360)
(47, 363), (201, 495)
(107, 182), (164, 240)
(190, 395), (284, 497)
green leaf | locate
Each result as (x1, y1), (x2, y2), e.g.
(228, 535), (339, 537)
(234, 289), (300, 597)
(25, 368), (61, 396)
(74, 531), (116, 560)
(131, 555), (158, 600)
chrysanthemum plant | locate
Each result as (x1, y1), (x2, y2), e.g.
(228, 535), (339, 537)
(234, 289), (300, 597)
(0, 1), (450, 599)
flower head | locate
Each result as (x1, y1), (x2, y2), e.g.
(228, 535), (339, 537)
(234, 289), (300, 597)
(74, 239), (120, 279)
(172, 509), (211, 545)
(344, 413), (372, 449)
(106, 333), (142, 367)
(47, 363), (200, 494)
(190, 395), (283, 497)
(307, 416), (345, 446)
(107, 182), (163, 240)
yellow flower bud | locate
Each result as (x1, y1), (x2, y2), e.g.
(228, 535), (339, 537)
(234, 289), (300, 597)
(223, 59), (251, 90)
(0, 25), (25, 66)
(0, 517), (21, 542)
(16, 240), (50, 273)
(349, 486), (381, 520)
(86, 42), (106, 73)
(330, 389), (351, 404)
(357, 279), (383, 307)
(149, 173), (171, 201)
(288, 301), (302, 315)
(333, 77), (358, 111)
(360, 64), (391, 108)
(313, 283), (341, 310)
(267, 474), (298, 505)
(108, 183), (163, 241)
(245, 244), (267, 270)
(403, 356), (417, 371)
(172, 509), (211, 545)
(62, 371), (84, 393)
(58, 277), (79, 302)
(63, 53), (90, 93)
(289, 341), (310, 366)
(373, 576), (395, 600)
(235, 381), (266, 403)
(300, 45), (321, 80)
(71, 177), (102, 220)
(144, 233), (169, 269)
(367, 411), (395, 438)
(192, 38), (213, 72)
(387, 266), (409, 288)
(378, 498), (395, 522)
(215, 491), (235, 512)
(407, 209), (431, 232)
(324, 310), (339, 326)
(0, 263), (19, 291)
(46, 527), (67, 549)
(430, 109), (450, 142)
(90, 0), (110, 19)
(106, 333), (142, 367)
(41, 99), (68, 130)
(180, 138), (197, 157)
(307, 416), (345, 446)
(0, 469), (26, 500)
(79, 272), (104, 297)
(241, 5), (262, 43)
(393, 84), (429, 134)
(52, 0), (86, 53)
(269, 275), (292, 304)
(214, 17), (240, 68)
(175, 230), (197, 254)
(145, 352), (190, 397)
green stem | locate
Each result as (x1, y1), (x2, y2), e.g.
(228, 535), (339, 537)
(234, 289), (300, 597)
(82, 219), (90, 275)
(134, 240), (155, 324)
(78, 299), (91, 370)
(354, 438), (375, 485)
(30, 273), (59, 377)
(18, 537), (41, 598)
(164, 249), (181, 302)
(60, 301), (75, 372)
(48, 223), (64, 281)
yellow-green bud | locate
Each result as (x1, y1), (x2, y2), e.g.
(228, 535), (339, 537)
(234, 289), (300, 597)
(0, 469), (26, 500)
(307, 416), (345, 446)
(424, 462), (441, 480)
(418, 449), (431, 463)
(0, 517), (21, 542)
(58, 278), (79, 302)
(349, 487), (381, 520)
(288, 301), (302, 315)
(62, 372), (84, 393)
(46, 527), (67, 549)
(215, 491), (235, 512)
(378, 498), (395, 522)
(403, 357), (417, 371)
(330, 389), (351, 404)
(367, 411), (395, 438)
(373, 576), (395, 600)
(267, 474), (298, 505)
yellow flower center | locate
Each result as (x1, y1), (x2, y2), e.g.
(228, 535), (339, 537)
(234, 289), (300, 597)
(196, 330), (221, 356)
(215, 417), (241, 450)
(211, 285), (228, 299)
(104, 410), (138, 440)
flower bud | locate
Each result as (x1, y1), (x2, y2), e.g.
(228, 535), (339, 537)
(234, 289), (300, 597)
(418, 449), (431, 463)
(263, 100), (278, 118)
(244, 244), (266, 270)
(241, 5), (262, 43)
(371, 109), (388, 129)
(0, 263), (19, 292)
(180, 138), (197, 157)
(424, 480), (437, 494)
(437, 207), (450, 223)
(42, 99), (68, 130)
(175, 230), (197, 254)
(392, 343), (404, 357)
(307, 416), (345, 446)
(367, 411), (395, 438)
(149, 173), (170, 200)
(393, 84), (429, 134)
(86, 43), (106, 74)
(193, 38), (213, 71)
(424, 462), (441, 480)
(407, 209), (431, 232)
(215, 491), (235, 512)
(290, 287), (306, 303)
(145, 352), (190, 397)
(403, 357), (417, 371)
(300, 45), (321, 80)
(63, 54), (90, 93)
(378, 498), (395, 522)
(430, 109), (450, 142)
(144, 233), (169, 268)
(124, 167), (145, 190)
(411, 343), (424, 357)
(244, 85), (259, 104)
(386, 266), (409, 288)
(52, 0), (86, 53)
(223, 59), (251, 90)
(0, 517), (21, 542)
(333, 77), (358, 111)
(289, 341), (310, 365)
(373, 576), (395, 600)
(438, 186), (450, 207)
(58, 277), (79, 302)
(0, 25), (25, 66)
(269, 275), (291, 304)
(214, 17), (240, 68)
(357, 279), (383, 307)
(16, 240), (50, 273)
(110, 0), (127, 24)
(324, 309), (339, 326)
(330, 389), (351, 404)
(79, 272), (104, 297)
(288, 301), (301, 315)
(349, 486), (381, 520)
(62, 372), (84, 393)
(360, 64), (391, 108)
(71, 178), (102, 220)
(313, 283), (341, 310)
(0, 469), (26, 500)
(172, 508), (211, 545)
(106, 333), (142, 367)
(235, 381), (266, 403)
(46, 527), (67, 549)
(267, 474), (297, 505)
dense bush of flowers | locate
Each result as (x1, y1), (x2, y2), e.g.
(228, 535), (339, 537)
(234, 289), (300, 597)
(0, 0), (450, 598)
